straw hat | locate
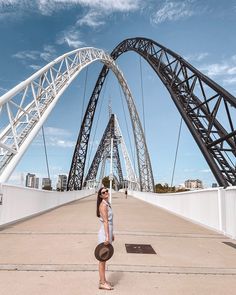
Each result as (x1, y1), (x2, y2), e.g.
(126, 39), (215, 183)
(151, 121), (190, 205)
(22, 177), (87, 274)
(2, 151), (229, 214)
(94, 243), (114, 261)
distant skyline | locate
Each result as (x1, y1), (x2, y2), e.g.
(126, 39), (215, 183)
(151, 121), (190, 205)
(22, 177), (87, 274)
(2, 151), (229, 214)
(0, 0), (236, 188)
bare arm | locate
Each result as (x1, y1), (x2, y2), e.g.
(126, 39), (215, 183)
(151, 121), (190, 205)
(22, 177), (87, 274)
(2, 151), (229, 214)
(99, 203), (110, 244)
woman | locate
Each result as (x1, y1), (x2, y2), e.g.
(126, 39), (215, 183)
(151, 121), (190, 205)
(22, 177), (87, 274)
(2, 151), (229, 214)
(96, 187), (114, 290)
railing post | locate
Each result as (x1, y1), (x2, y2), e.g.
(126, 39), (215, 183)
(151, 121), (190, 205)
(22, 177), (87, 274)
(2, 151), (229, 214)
(217, 187), (225, 234)
(0, 183), (3, 205)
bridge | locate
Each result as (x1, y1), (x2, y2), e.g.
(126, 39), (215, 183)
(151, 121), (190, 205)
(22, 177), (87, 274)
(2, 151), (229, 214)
(0, 37), (236, 293)
(0, 191), (236, 294)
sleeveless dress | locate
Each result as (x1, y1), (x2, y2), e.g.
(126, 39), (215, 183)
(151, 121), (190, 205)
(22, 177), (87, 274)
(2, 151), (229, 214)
(98, 199), (113, 244)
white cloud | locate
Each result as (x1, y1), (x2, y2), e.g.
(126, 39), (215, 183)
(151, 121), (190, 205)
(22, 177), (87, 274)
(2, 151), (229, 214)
(199, 65), (236, 84)
(44, 127), (72, 137)
(0, 0), (140, 17)
(77, 10), (105, 27)
(223, 77), (236, 85)
(44, 0), (140, 13)
(184, 52), (209, 62)
(0, 0), (21, 5)
(232, 55), (236, 62)
(37, 0), (62, 16)
(56, 28), (85, 48)
(200, 63), (229, 77)
(198, 54), (236, 78)
(0, 1), (33, 19)
(34, 127), (75, 148)
(0, 0), (142, 43)
(40, 45), (57, 61)
(0, 0), (141, 49)
(151, 0), (194, 24)
(0, 0), (23, 11)
(49, 138), (75, 148)
(197, 55), (236, 87)
(13, 50), (38, 60)
(44, 126), (75, 148)
(29, 64), (42, 71)
(227, 67), (236, 75)
(199, 169), (211, 173)
(57, 1), (141, 46)
(13, 45), (57, 66)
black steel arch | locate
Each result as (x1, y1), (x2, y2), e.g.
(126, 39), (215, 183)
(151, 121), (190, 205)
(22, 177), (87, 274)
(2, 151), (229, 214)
(84, 114), (124, 187)
(68, 37), (236, 189)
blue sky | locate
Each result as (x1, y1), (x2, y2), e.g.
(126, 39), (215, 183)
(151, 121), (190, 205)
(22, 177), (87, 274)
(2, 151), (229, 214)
(0, 0), (236, 188)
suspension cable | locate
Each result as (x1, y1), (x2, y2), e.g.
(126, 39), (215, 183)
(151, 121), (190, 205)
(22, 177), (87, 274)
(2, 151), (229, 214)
(118, 83), (137, 176)
(84, 75), (109, 178)
(170, 118), (183, 188)
(139, 56), (146, 136)
(41, 125), (50, 180)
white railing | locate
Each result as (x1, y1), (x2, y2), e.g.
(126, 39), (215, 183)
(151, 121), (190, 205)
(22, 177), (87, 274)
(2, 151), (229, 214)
(129, 187), (236, 239)
(0, 184), (95, 226)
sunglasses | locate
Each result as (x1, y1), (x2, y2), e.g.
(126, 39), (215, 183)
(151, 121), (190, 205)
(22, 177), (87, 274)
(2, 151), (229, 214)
(101, 189), (108, 195)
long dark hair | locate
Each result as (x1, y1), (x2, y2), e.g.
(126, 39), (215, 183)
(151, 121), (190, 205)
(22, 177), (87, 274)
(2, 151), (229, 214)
(96, 187), (104, 217)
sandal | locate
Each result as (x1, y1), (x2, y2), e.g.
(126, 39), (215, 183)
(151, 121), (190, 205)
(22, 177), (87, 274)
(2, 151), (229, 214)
(106, 281), (114, 287)
(99, 281), (114, 290)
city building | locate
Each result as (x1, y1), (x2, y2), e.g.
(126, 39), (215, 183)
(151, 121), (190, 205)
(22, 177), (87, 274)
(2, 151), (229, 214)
(56, 175), (67, 191)
(25, 173), (39, 189)
(42, 178), (52, 190)
(184, 179), (203, 190)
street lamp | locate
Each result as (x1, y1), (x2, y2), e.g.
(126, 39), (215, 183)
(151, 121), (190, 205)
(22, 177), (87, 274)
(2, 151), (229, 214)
(109, 137), (113, 204)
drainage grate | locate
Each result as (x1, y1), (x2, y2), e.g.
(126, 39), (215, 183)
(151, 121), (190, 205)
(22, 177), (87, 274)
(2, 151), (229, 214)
(125, 244), (156, 254)
(222, 242), (236, 249)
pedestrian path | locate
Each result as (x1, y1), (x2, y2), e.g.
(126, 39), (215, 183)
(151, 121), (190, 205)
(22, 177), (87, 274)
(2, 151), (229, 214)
(0, 192), (236, 294)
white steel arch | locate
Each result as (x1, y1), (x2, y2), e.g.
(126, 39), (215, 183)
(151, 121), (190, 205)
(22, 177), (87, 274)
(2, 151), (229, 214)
(114, 114), (139, 189)
(93, 114), (139, 190)
(0, 47), (147, 184)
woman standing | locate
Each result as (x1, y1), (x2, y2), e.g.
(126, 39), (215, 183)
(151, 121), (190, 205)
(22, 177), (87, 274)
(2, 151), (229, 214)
(96, 187), (114, 290)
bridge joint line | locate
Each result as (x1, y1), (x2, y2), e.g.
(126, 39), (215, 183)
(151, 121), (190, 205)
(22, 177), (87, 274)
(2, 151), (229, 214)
(0, 263), (236, 275)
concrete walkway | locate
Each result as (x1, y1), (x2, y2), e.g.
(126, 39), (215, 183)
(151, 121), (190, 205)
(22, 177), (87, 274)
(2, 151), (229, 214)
(0, 192), (236, 294)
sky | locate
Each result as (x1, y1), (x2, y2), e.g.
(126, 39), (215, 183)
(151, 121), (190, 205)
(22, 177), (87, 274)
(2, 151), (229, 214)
(0, 0), (236, 188)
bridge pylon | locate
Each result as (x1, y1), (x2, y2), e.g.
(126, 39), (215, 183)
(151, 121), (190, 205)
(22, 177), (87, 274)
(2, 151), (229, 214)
(84, 114), (139, 191)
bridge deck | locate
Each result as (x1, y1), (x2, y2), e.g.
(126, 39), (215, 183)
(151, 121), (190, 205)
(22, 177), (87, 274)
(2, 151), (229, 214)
(0, 192), (236, 294)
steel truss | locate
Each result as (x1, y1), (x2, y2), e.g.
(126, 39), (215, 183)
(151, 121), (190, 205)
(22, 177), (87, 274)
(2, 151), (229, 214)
(84, 114), (124, 187)
(69, 37), (236, 187)
(0, 47), (147, 184)
(68, 65), (154, 192)
(114, 38), (236, 186)
(84, 114), (138, 189)
(114, 115), (138, 187)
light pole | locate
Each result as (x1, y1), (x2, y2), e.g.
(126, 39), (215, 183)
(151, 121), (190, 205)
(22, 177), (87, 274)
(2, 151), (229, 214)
(109, 137), (113, 204)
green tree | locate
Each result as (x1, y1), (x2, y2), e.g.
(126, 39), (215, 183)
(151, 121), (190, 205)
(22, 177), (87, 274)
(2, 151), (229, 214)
(102, 176), (110, 188)
(155, 183), (176, 193)
(155, 183), (190, 193)
(102, 176), (115, 189)
(42, 185), (52, 191)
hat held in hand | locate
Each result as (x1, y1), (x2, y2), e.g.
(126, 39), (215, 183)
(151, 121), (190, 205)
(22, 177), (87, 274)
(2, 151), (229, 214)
(94, 242), (114, 261)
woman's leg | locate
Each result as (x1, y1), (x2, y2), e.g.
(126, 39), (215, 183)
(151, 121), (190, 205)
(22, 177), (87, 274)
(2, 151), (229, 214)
(99, 261), (106, 283)
(99, 261), (113, 290)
